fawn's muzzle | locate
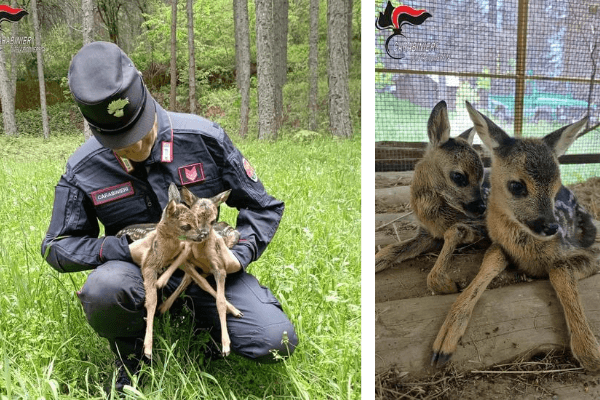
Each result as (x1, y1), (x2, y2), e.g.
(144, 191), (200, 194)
(463, 199), (486, 217)
(526, 218), (559, 237)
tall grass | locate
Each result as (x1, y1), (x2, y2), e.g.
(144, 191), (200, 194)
(0, 134), (360, 399)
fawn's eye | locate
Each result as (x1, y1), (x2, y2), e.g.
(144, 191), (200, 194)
(180, 224), (192, 231)
(508, 180), (527, 197)
(450, 171), (468, 187)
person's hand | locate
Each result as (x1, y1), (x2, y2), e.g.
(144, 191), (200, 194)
(221, 243), (242, 274)
(128, 233), (155, 266)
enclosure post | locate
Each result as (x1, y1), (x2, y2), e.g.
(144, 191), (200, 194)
(514, 0), (529, 137)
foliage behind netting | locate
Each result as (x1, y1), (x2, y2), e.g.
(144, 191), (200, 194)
(375, 0), (600, 183)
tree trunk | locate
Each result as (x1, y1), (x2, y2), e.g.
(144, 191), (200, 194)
(327, 0), (352, 138)
(9, 0), (19, 102)
(347, 0), (353, 66)
(170, 0), (178, 111)
(308, 0), (319, 131)
(187, 0), (196, 114)
(273, 0), (288, 130)
(31, 0), (50, 139)
(0, 47), (17, 136)
(234, 0), (250, 137)
(82, 0), (94, 140)
(255, 0), (276, 139)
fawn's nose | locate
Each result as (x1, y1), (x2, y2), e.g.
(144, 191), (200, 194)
(527, 218), (559, 237)
(464, 199), (486, 216)
(542, 223), (559, 236)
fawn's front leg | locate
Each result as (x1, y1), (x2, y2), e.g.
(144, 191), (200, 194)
(158, 272), (192, 314)
(428, 223), (478, 294)
(375, 228), (442, 273)
(156, 242), (191, 289)
(431, 243), (508, 367)
(142, 267), (159, 360)
(212, 265), (231, 356)
(549, 266), (600, 371)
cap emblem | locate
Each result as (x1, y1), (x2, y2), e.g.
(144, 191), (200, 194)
(107, 98), (129, 117)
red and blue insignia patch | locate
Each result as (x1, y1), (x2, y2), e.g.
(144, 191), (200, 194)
(243, 158), (258, 182)
(178, 163), (205, 185)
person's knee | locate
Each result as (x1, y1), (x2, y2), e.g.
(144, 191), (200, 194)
(78, 261), (146, 338)
(242, 320), (299, 364)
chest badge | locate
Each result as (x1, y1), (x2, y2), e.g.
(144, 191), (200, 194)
(178, 163), (205, 185)
(91, 182), (134, 206)
(243, 158), (258, 182)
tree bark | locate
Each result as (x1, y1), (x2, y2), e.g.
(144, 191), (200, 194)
(327, 0), (352, 138)
(9, 0), (19, 102)
(273, 0), (288, 130)
(234, 0), (250, 137)
(347, 0), (353, 66)
(255, 0), (276, 139)
(170, 0), (178, 111)
(308, 0), (319, 131)
(31, 0), (50, 139)
(187, 0), (196, 114)
(82, 0), (94, 140)
(0, 46), (17, 135)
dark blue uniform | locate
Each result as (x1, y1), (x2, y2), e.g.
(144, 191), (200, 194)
(41, 103), (298, 362)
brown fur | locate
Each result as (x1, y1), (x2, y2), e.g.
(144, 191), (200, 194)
(154, 187), (243, 357)
(432, 101), (600, 371)
(137, 183), (204, 360)
(375, 100), (487, 294)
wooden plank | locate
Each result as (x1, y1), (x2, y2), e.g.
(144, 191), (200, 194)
(375, 274), (600, 377)
(375, 186), (411, 210)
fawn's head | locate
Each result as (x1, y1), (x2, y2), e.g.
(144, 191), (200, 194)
(180, 187), (231, 242)
(158, 183), (206, 242)
(420, 100), (486, 218)
(466, 101), (587, 239)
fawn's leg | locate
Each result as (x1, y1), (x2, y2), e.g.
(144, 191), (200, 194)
(213, 266), (231, 356)
(549, 266), (600, 371)
(431, 243), (508, 367)
(142, 267), (158, 360)
(375, 228), (442, 273)
(184, 264), (243, 317)
(158, 272), (193, 314)
(156, 244), (190, 289)
(427, 223), (478, 294)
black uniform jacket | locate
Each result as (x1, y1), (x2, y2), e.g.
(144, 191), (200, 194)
(41, 103), (284, 273)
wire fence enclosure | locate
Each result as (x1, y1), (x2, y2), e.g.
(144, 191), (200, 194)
(375, 0), (600, 184)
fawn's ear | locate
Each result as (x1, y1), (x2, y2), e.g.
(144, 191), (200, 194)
(163, 199), (179, 219)
(168, 182), (181, 204)
(180, 186), (197, 207)
(543, 116), (587, 157)
(427, 101), (451, 146)
(457, 127), (476, 145)
(210, 190), (231, 206)
(465, 100), (511, 151)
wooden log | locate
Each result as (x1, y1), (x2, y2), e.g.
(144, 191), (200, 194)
(375, 186), (411, 210)
(375, 274), (600, 377)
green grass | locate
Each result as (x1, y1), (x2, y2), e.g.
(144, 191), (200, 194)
(0, 134), (360, 399)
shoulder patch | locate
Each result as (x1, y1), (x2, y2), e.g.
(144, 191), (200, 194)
(243, 158), (258, 182)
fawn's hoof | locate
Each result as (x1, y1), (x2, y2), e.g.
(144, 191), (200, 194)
(427, 274), (459, 294)
(222, 346), (231, 357)
(430, 351), (452, 368)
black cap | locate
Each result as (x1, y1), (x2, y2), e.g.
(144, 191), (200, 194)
(68, 41), (156, 149)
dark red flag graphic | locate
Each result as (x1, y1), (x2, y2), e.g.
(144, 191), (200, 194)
(0, 5), (28, 27)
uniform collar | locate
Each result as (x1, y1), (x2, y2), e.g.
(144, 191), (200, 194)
(147, 103), (173, 164)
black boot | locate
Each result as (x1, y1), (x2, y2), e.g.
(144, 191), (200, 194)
(105, 357), (142, 396)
